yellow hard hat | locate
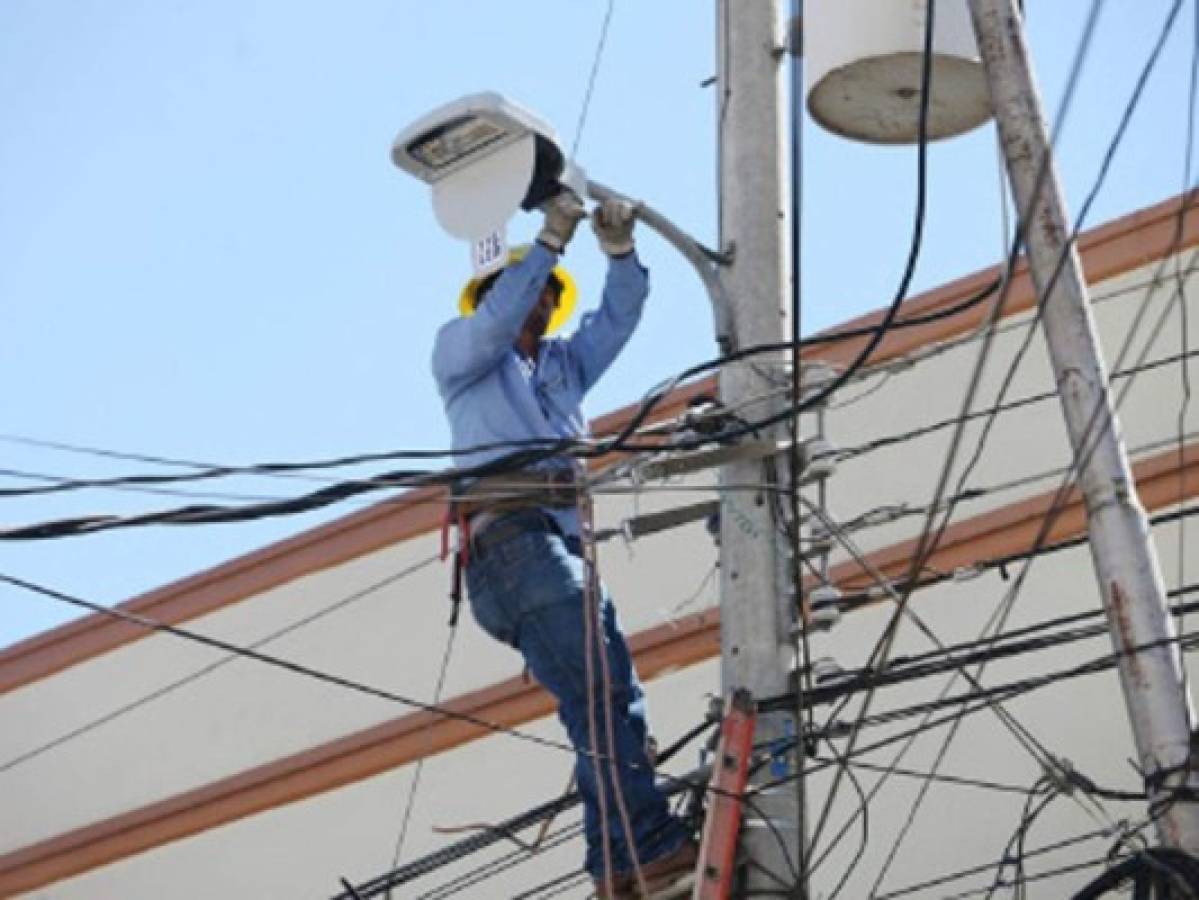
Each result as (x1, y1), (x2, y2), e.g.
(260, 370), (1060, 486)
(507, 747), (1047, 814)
(457, 244), (578, 336)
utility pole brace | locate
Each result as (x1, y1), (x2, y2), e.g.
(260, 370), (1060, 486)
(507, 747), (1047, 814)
(969, 0), (1199, 853)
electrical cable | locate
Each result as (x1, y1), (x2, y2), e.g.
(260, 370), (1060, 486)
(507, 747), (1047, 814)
(1, 332), (1189, 545)
(832, 427), (1199, 550)
(1170, 0), (1199, 709)
(795, 613), (1199, 737)
(813, 626), (1199, 745)
(983, 780), (1057, 900)
(2, 215), (1186, 523)
(792, 426), (1198, 584)
(786, 0), (814, 890)
(384, 619), (460, 900)
(838, 255), (1199, 393)
(334, 583), (1199, 897)
(836, 347), (1199, 464)
(808, 757), (1033, 796)
(804, 660), (989, 882)
(0, 570), (612, 766)
(805, 0), (1184, 872)
(869, 825), (1121, 900)
(798, 575), (1160, 879)
(418, 822), (584, 900)
(570, 0), (616, 160)
(826, 369), (895, 411)
(800, 0), (1136, 857)
(809, 231), (1018, 860)
(872, 0), (1115, 621)
(913, 248), (1194, 599)
(1071, 847), (1199, 899)
(755, 587), (1199, 845)
(0, 260), (998, 506)
(338, 791), (588, 898)
(816, 585), (1199, 701)
(936, 855), (1139, 900)
(578, 488), (622, 896)
(800, 0), (947, 870)
(0, 466), (287, 503)
(910, 0), (1186, 604)
(510, 866), (592, 900)
(0, 264), (1005, 517)
(820, 736), (871, 900)
(334, 737), (714, 898)
(0, 553), (440, 774)
(829, 507), (1199, 617)
(844, 17), (1199, 867)
(11, 222), (1189, 547)
(11, 10), (1199, 900)
(799, 639), (1193, 791)
(799, 496), (1070, 827)
(622, 0), (943, 467)
(3, 561), (749, 878)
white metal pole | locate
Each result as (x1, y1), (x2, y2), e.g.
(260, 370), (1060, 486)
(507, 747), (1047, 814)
(716, 0), (803, 891)
(968, 0), (1199, 851)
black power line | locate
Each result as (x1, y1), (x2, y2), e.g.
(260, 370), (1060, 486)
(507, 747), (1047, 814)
(804, 0), (1193, 878)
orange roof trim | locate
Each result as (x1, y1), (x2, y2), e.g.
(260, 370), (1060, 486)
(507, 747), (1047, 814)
(0, 440), (1194, 897)
(2, 191), (1197, 696)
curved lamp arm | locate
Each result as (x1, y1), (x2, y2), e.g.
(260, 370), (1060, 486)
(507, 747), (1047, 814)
(586, 178), (734, 352)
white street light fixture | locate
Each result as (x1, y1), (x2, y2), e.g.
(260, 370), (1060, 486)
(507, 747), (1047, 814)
(390, 92), (581, 241)
(391, 92), (732, 346)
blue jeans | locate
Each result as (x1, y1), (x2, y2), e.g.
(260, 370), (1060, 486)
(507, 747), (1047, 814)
(464, 509), (689, 879)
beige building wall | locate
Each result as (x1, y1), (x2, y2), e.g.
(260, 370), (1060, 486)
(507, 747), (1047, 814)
(2, 197), (1197, 898)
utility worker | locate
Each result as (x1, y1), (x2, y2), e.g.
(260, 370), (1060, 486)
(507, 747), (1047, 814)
(431, 192), (696, 897)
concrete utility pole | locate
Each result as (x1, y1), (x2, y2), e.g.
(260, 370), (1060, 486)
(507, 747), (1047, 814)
(716, 0), (804, 892)
(969, 0), (1199, 851)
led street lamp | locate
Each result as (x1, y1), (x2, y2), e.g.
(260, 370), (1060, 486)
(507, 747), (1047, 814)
(391, 92), (578, 240)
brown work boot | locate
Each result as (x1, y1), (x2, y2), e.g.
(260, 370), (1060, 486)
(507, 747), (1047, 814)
(592, 870), (634, 899)
(636, 839), (699, 896)
(592, 840), (699, 898)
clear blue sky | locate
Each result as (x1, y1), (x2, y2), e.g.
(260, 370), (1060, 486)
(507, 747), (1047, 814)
(0, 0), (1193, 648)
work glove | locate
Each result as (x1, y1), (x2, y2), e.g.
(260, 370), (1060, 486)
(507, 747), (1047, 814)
(536, 191), (587, 254)
(591, 198), (637, 257)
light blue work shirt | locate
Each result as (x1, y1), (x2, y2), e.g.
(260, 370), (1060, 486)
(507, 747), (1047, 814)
(432, 241), (648, 538)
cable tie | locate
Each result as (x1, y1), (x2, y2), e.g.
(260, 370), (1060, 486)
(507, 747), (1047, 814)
(1041, 756), (1079, 796)
(823, 720), (853, 740)
(951, 565), (982, 582)
(861, 504), (908, 526)
(810, 657), (845, 685)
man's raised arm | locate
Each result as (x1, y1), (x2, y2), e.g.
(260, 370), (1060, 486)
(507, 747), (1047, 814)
(567, 198), (647, 393)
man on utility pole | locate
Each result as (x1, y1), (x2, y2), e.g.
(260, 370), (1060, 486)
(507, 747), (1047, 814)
(432, 193), (697, 898)
(716, 0), (805, 893)
(969, 0), (1199, 852)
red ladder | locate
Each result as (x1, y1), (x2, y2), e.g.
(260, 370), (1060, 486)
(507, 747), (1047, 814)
(693, 689), (756, 899)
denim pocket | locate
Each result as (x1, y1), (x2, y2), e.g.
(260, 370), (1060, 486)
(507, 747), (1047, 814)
(493, 531), (543, 569)
(508, 535), (586, 618)
(466, 562), (516, 646)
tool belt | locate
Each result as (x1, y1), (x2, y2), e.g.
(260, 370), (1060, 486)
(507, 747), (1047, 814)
(449, 469), (580, 518)
(440, 469), (582, 626)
